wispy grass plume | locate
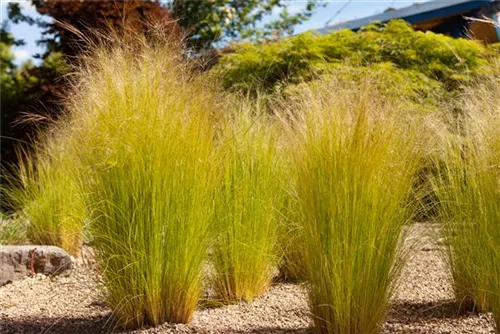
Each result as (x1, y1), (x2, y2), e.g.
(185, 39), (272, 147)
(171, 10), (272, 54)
(276, 186), (308, 282)
(289, 81), (423, 334)
(66, 34), (218, 327)
(212, 102), (284, 302)
(274, 138), (307, 283)
(433, 139), (491, 311)
(2, 137), (85, 256)
(433, 74), (500, 326)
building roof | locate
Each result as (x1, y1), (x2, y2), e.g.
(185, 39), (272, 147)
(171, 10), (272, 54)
(318, 0), (496, 34)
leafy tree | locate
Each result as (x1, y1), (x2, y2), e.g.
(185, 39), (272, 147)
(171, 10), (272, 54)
(8, 0), (177, 58)
(1, 24), (21, 105)
(8, 0), (321, 53)
(1, 24), (39, 170)
(170, 0), (321, 51)
(1, 20), (71, 172)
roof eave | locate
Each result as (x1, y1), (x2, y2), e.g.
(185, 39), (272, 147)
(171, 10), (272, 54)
(319, 0), (495, 34)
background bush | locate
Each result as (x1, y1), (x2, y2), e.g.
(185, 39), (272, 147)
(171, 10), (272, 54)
(213, 20), (487, 107)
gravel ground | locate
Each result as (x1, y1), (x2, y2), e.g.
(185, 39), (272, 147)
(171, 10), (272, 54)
(0, 223), (496, 334)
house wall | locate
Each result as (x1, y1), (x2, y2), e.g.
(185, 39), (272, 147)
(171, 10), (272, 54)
(469, 19), (500, 43)
(413, 8), (500, 43)
(430, 15), (470, 38)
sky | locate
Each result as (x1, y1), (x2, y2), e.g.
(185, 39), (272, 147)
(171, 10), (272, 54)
(1, 0), (427, 65)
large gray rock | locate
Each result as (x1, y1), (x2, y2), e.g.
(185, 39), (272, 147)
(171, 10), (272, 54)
(0, 245), (73, 286)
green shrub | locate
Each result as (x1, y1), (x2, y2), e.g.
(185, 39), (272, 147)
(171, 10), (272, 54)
(66, 36), (219, 327)
(213, 20), (486, 99)
(212, 103), (284, 302)
(283, 62), (446, 113)
(486, 42), (500, 59)
(289, 79), (423, 334)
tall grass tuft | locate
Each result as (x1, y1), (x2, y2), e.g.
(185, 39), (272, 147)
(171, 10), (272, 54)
(433, 74), (500, 325)
(65, 34), (218, 327)
(433, 139), (490, 311)
(275, 139), (307, 283)
(2, 137), (85, 256)
(288, 81), (423, 334)
(212, 103), (284, 302)
(276, 186), (308, 282)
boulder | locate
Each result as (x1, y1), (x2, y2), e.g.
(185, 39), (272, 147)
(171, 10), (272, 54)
(0, 245), (73, 286)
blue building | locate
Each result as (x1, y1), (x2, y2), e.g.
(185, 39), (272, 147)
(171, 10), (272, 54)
(319, 0), (500, 43)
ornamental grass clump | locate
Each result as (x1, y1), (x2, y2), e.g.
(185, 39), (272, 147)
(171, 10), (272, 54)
(212, 104), (284, 302)
(274, 141), (307, 283)
(2, 137), (85, 256)
(433, 138), (490, 312)
(66, 34), (218, 328)
(433, 74), (500, 325)
(276, 186), (308, 282)
(289, 81), (423, 334)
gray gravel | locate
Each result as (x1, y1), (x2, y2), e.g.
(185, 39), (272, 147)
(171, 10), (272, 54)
(0, 223), (496, 334)
(381, 223), (496, 334)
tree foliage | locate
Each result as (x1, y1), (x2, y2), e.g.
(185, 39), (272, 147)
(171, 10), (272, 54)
(8, 0), (321, 54)
(8, 0), (177, 58)
(1, 25), (33, 161)
(170, 0), (320, 51)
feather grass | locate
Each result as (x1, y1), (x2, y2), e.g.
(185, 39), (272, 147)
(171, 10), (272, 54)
(2, 136), (85, 256)
(64, 35), (219, 327)
(288, 81), (423, 334)
(433, 73), (500, 327)
(211, 102), (284, 302)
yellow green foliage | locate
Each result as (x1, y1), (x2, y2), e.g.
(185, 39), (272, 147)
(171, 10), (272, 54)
(213, 20), (487, 102)
(284, 62), (446, 112)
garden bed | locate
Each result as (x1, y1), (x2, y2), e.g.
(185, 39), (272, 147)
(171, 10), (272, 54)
(0, 223), (495, 334)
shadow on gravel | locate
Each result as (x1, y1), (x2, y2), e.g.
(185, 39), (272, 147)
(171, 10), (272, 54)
(1, 316), (313, 334)
(230, 326), (312, 334)
(0, 314), (112, 334)
(8, 300), (476, 334)
(388, 299), (476, 323)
